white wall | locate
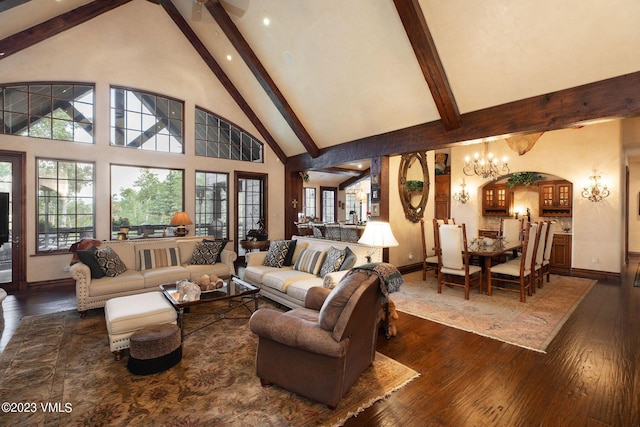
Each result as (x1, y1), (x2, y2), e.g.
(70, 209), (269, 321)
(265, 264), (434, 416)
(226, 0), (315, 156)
(0, 1), (284, 282)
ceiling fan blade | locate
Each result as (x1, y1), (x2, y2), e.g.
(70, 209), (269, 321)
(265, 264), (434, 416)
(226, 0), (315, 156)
(220, 0), (249, 18)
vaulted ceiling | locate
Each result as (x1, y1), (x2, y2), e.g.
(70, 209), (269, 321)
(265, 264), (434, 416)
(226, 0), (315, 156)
(2, 0), (640, 171)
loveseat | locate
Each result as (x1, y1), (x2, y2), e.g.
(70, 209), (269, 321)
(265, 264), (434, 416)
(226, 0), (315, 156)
(242, 235), (381, 309)
(70, 237), (237, 315)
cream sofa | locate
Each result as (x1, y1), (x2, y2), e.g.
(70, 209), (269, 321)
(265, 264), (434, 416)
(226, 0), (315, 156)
(242, 235), (381, 309)
(70, 237), (237, 315)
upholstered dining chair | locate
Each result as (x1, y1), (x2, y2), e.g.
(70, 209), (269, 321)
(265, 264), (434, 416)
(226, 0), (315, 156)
(500, 217), (524, 259)
(421, 218), (455, 280)
(436, 223), (482, 299)
(533, 221), (551, 290)
(541, 221), (557, 283)
(325, 224), (341, 241)
(487, 222), (539, 302)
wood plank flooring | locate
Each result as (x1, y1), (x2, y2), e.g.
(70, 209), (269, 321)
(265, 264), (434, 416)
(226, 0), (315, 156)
(0, 261), (638, 426)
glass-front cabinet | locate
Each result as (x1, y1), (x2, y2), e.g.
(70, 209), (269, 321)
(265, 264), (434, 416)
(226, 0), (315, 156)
(539, 180), (572, 216)
(482, 184), (511, 216)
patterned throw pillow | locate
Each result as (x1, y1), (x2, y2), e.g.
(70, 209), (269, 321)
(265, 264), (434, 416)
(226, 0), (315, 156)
(262, 240), (293, 268)
(189, 240), (225, 265)
(139, 248), (180, 271)
(339, 246), (357, 271)
(319, 246), (347, 278)
(76, 246), (105, 279)
(95, 246), (127, 277)
(293, 249), (327, 275)
(203, 239), (228, 263)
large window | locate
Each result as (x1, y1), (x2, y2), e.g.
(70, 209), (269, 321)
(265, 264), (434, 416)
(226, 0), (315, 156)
(111, 165), (183, 239)
(110, 87), (183, 152)
(37, 159), (95, 252)
(303, 187), (316, 219)
(1, 83), (94, 143)
(236, 174), (266, 256)
(195, 107), (263, 162)
(195, 171), (228, 239)
(321, 187), (336, 223)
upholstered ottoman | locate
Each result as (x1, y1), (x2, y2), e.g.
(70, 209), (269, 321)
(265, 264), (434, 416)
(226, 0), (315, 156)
(104, 292), (177, 360)
(127, 324), (182, 375)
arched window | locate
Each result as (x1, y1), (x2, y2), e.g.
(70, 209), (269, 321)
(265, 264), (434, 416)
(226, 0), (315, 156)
(195, 106), (263, 162)
(1, 82), (94, 143)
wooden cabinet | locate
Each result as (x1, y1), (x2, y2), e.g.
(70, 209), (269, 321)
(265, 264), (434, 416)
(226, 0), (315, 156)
(482, 184), (512, 216)
(539, 180), (572, 217)
(434, 174), (450, 219)
(549, 234), (572, 274)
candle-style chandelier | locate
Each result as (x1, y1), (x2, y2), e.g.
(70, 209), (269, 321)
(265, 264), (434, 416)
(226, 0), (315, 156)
(463, 141), (509, 179)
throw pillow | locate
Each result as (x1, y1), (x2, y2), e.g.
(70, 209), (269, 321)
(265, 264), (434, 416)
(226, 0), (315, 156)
(189, 240), (225, 265)
(69, 238), (101, 264)
(319, 246), (347, 278)
(95, 246), (127, 277)
(262, 240), (293, 268)
(339, 246), (357, 270)
(283, 239), (297, 266)
(76, 246), (105, 279)
(139, 247), (180, 271)
(203, 239), (228, 263)
(293, 249), (327, 275)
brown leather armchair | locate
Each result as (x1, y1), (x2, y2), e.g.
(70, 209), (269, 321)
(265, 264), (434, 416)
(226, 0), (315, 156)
(249, 271), (382, 409)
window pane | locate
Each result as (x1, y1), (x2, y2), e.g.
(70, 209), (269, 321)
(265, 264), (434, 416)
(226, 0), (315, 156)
(1, 83), (94, 143)
(111, 165), (183, 239)
(37, 159), (95, 252)
(110, 87), (183, 153)
(195, 171), (228, 239)
(195, 107), (263, 163)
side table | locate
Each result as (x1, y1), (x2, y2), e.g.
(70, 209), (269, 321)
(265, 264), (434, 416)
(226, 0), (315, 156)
(240, 239), (270, 252)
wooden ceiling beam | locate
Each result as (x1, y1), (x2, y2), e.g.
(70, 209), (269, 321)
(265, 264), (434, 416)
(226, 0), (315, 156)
(0, 0), (134, 60)
(205, 0), (321, 158)
(158, 0), (287, 163)
(393, 0), (461, 131)
(288, 71), (640, 171)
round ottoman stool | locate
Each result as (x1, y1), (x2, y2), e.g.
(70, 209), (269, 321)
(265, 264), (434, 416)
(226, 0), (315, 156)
(127, 324), (182, 375)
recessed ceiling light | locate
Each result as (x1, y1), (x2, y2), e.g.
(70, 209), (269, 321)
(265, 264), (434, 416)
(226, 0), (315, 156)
(263, 17), (270, 26)
(226, 54), (232, 61)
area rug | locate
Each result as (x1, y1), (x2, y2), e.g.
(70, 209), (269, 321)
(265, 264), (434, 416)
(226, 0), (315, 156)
(0, 301), (418, 426)
(392, 271), (596, 353)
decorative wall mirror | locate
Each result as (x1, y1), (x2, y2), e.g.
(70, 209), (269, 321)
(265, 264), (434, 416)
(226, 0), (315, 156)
(399, 151), (430, 223)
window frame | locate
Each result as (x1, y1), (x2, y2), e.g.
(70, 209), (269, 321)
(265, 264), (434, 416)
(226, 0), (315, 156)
(303, 187), (316, 220)
(195, 171), (229, 239)
(110, 86), (184, 153)
(36, 158), (95, 254)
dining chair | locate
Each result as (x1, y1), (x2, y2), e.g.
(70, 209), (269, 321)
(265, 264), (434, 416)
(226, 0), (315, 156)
(325, 224), (341, 241)
(500, 217), (524, 259)
(487, 222), (539, 302)
(541, 221), (557, 283)
(422, 218), (455, 280)
(533, 221), (551, 290)
(436, 223), (482, 300)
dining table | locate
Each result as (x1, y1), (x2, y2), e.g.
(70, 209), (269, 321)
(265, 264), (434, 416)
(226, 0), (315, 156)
(467, 238), (522, 289)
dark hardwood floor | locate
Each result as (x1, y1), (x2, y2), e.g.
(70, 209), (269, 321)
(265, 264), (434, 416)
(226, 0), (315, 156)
(1, 261), (639, 426)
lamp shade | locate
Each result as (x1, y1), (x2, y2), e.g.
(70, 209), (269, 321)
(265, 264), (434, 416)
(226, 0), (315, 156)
(358, 221), (399, 248)
(169, 211), (193, 226)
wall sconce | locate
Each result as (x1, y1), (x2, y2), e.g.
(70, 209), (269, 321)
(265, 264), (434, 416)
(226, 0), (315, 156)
(582, 175), (609, 202)
(453, 179), (470, 204)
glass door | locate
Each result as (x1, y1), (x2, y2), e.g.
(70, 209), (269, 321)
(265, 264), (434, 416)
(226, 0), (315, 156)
(235, 173), (267, 258)
(0, 152), (24, 290)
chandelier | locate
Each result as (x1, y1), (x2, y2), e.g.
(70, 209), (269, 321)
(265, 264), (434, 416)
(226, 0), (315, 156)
(582, 175), (610, 202)
(463, 141), (509, 179)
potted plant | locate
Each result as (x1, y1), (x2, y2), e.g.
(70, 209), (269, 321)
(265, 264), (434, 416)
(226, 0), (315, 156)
(406, 180), (424, 192)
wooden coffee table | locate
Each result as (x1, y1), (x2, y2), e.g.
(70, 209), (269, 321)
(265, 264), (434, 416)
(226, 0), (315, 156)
(160, 275), (260, 338)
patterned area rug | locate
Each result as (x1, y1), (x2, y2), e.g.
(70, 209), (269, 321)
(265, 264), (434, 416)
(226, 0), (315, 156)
(0, 301), (418, 426)
(393, 271), (596, 353)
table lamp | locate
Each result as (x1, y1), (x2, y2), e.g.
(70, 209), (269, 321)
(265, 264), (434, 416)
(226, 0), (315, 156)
(358, 221), (399, 262)
(170, 211), (193, 237)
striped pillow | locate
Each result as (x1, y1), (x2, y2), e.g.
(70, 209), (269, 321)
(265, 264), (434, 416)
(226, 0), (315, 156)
(139, 248), (181, 271)
(293, 249), (327, 275)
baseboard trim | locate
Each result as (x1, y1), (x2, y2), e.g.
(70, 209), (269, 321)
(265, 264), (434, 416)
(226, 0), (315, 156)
(26, 278), (75, 291)
(397, 263), (425, 275)
(569, 268), (621, 282)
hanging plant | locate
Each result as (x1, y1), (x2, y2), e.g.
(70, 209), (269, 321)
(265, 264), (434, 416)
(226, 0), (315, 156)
(299, 171), (309, 183)
(506, 172), (543, 188)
